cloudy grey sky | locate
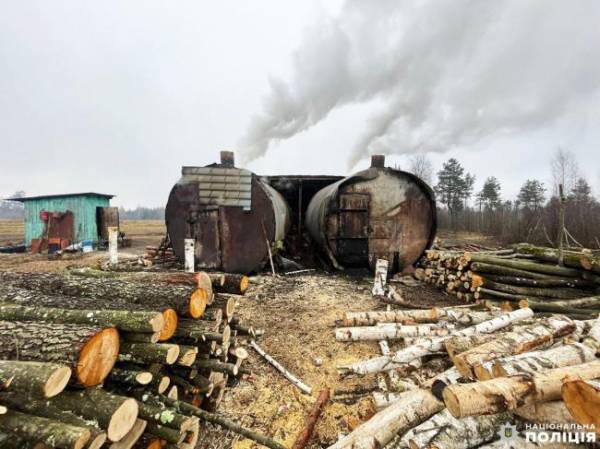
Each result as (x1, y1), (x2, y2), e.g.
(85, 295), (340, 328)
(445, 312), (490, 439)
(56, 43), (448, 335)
(1, 1), (599, 208)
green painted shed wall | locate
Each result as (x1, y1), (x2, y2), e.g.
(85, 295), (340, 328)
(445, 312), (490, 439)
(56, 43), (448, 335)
(23, 195), (111, 245)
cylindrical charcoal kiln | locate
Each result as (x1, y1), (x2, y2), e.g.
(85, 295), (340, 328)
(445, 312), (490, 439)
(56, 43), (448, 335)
(166, 152), (290, 273)
(305, 155), (436, 273)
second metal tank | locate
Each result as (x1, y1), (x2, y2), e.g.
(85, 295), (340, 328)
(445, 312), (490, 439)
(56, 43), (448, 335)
(305, 155), (436, 273)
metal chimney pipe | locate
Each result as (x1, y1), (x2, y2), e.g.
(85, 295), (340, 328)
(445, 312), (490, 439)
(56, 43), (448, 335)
(371, 155), (385, 168)
(220, 151), (235, 168)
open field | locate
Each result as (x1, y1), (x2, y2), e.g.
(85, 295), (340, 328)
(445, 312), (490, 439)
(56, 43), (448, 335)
(0, 219), (24, 245)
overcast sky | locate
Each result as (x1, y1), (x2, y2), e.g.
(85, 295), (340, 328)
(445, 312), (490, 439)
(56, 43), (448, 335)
(1, 1), (599, 208)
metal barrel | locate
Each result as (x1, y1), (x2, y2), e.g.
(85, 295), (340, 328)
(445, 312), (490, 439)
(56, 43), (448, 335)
(305, 155), (436, 273)
(165, 152), (290, 273)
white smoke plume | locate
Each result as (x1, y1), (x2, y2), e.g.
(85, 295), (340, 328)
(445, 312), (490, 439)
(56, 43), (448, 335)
(240, 0), (600, 168)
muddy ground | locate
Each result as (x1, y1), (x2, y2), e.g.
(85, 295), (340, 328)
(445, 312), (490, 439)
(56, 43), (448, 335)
(0, 220), (464, 449)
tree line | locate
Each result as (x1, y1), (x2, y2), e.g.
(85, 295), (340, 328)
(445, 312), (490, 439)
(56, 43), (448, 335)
(408, 149), (600, 248)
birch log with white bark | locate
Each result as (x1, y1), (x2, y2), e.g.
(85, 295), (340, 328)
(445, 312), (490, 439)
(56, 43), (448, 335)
(491, 342), (596, 378)
(335, 324), (454, 342)
(454, 316), (576, 378)
(408, 409), (508, 449)
(514, 401), (575, 426)
(339, 309), (534, 375)
(326, 389), (443, 449)
(444, 360), (600, 418)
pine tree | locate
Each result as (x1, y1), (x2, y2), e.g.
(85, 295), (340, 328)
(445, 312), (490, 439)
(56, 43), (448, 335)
(434, 158), (475, 229)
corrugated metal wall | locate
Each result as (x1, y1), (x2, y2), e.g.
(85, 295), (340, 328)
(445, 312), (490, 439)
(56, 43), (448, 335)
(23, 196), (110, 244)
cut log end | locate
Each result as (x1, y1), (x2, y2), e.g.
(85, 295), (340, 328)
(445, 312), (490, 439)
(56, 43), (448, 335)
(149, 313), (165, 334)
(239, 276), (249, 294)
(107, 397), (139, 442)
(136, 372), (153, 385)
(159, 309), (178, 342)
(441, 388), (462, 418)
(189, 289), (208, 319)
(45, 365), (72, 398)
(87, 433), (107, 449)
(109, 418), (146, 449)
(165, 345), (181, 365)
(562, 380), (600, 433)
(77, 328), (120, 387)
(157, 376), (171, 394)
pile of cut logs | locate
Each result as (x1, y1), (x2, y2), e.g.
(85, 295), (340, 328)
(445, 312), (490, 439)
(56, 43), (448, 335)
(0, 270), (275, 449)
(143, 237), (178, 267)
(416, 244), (600, 318)
(332, 304), (600, 448)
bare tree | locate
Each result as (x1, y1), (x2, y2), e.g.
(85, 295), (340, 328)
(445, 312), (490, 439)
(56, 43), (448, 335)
(408, 154), (434, 185)
(551, 147), (579, 195)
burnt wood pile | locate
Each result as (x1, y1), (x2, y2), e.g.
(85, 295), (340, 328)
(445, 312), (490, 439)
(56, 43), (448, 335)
(415, 244), (600, 318)
(332, 303), (600, 448)
(0, 270), (277, 449)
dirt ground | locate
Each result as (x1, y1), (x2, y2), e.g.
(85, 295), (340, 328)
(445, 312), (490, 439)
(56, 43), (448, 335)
(0, 220), (463, 449)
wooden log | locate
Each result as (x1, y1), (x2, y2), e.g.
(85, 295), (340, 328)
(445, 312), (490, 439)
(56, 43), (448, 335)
(109, 419), (146, 449)
(335, 323), (455, 342)
(477, 273), (596, 289)
(107, 367), (153, 387)
(0, 301), (164, 333)
(520, 301), (600, 318)
(339, 308), (534, 375)
(0, 431), (50, 449)
(218, 274), (250, 295)
(175, 345), (198, 367)
(0, 410), (90, 449)
(55, 388), (139, 442)
(491, 342), (597, 378)
(212, 295), (236, 319)
(161, 396), (287, 449)
(515, 401), (575, 426)
(470, 261), (556, 279)
(291, 389), (329, 449)
(0, 285), (177, 340)
(0, 361), (70, 398)
(0, 272), (207, 318)
(342, 309), (439, 326)
(326, 389), (443, 449)
(423, 367), (463, 400)
(119, 343), (180, 365)
(513, 243), (600, 274)
(562, 378), (600, 433)
(454, 316), (576, 378)
(478, 279), (589, 300)
(195, 359), (239, 376)
(407, 409), (507, 449)
(250, 340), (312, 394)
(468, 253), (582, 277)
(444, 334), (498, 360)
(0, 391), (107, 449)
(0, 320), (118, 387)
(443, 360), (600, 418)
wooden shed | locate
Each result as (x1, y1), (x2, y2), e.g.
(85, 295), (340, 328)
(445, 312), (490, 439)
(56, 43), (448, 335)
(11, 192), (116, 249)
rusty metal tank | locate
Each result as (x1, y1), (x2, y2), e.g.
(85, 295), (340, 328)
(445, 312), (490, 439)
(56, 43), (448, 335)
(305, 155), (436, 273)
(166, 152), (290, 273)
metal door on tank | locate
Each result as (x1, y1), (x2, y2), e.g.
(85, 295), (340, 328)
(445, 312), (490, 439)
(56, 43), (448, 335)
(193, 209), (221, 269)
(336, 193), (370, 265)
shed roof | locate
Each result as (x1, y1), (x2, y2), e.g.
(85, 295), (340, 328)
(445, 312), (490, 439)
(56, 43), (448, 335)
(9, 192), (114, 202)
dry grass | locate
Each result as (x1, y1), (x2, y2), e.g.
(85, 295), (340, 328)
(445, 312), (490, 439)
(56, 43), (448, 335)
(120, 220), (166, 237)
(0, 219), (24, 245)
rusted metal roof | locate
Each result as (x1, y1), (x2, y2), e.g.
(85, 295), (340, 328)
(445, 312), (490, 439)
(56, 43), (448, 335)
(181, 166), (252, 210)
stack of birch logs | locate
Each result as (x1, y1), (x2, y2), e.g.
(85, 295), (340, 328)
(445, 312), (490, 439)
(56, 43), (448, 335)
(331, 304), (600, 448)
(416, 244), (600, 319)
(0, 270), (269, 449)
